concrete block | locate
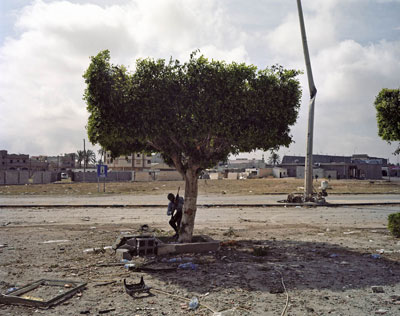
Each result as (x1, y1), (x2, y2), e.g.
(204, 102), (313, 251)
(115, 248), (130, 261)
(157, 235), (220, 255)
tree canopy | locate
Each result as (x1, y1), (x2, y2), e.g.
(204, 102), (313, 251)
(83, 50), (302, 241)
(374, 88), (400, 155)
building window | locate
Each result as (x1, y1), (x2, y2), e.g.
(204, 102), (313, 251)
(127, 159), (132, 163)
(136, 154), (140, 158)
(147, 160), (151, 164)
(10, 160), (13, 163)
(23, 160), (26, 163)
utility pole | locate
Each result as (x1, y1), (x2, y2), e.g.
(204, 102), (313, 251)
(83, 138), (86, 182)
(297, 0), (317, 201)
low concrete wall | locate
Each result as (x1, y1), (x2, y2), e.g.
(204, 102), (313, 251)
(134, 171), (153, 182)
(227, 172), (239, 180)
(209, 173), (223, 180)
(73, 171), (98, 182)
(156, 170), (183, 181)
(0, 171), (29, 185)
(107, 171), (132, 182)
(32, 171), (55, 184)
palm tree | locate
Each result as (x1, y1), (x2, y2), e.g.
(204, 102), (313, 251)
(84, 149), (96, 168)
(76, 150), (85, 168)
(268, 151), (281, 166)
(98, 148), (105, 164)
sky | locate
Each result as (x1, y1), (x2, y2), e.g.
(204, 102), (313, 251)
(0, 0), (399, 163)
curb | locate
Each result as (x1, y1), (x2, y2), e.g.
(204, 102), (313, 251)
(1, 202), (400, 208)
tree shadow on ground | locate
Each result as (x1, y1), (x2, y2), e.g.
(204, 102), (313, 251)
(148, 238), (400, 295)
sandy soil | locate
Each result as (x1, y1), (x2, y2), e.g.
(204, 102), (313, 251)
(1, 202), (400, 315)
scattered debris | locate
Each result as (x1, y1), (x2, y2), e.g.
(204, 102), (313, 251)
(178, 262), (198, 270)
(0, 279), (86, 309)
(371, 254), (381, 259)
(93, 281), (116, 287)
(371, 286), (385, 293)
(98, 308), (116, 314)
(223, 227), (237, 237)
(189, 296), (199, 310)
(41, 240), (70, 244)
(123, 277), (151, 297)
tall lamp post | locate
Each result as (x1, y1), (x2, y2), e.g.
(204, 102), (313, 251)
(297, 0), (317, 201)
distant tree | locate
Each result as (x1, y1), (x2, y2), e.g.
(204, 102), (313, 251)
(375, 88), (400, 155)
(268, 150), (281, 166)
(76, 150), (85, 168)
(98, 148), (106, 164)
(83, 50), (302, 242)
(84, 149), (96, 167)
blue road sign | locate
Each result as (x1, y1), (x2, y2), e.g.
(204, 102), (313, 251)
(97, 164), (108, 178)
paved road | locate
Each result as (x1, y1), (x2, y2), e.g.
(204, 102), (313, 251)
(1, 193), (400, 206)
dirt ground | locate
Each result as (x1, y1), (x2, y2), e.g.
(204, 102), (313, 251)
(1, 200), (400, 315)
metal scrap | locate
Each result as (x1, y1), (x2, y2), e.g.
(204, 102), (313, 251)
(0, 279), (86, 309)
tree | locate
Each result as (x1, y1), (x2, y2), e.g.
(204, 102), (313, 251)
(268, 150), (281, 166)
(84, 149), (96, 167)
(83, 50), (302, 242)
(375, 88), (400, 155)
(98, 148), (106, 164)
(76, 150), (85, 168)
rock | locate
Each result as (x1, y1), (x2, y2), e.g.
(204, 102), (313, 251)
(371, 286), (385, 293)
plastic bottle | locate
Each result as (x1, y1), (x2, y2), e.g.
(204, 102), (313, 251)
(189, 297), (199, 310)
(178, 262), (198, 270)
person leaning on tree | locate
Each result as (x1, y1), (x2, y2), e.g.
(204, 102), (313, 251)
(167, 193), (184, 239)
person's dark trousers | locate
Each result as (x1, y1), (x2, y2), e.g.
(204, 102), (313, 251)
(169, 211), (183, 235)
(169, 216), (178, 234)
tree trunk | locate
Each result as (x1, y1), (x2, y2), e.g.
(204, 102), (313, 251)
(178, 167), (198, 242)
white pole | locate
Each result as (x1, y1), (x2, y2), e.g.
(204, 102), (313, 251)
(297, 0), (317, 200)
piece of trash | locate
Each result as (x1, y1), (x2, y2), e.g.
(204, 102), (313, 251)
(0, 244), (8, 248)
(375, 309), (388, 315)
(81, 217), (90, 221)
(5, 287), (18, 294)
(124, 263), (136, 270)
(21, 295), (44, 301)
(295, 206), (302, 208)
(42, 240), (70, 244)
(123, 277), (151, 297)
(371, 254), (381, 259)
(330, 254), (339, 258)
(189, 297), (199, 310)
(343, 231), (356, 235)
(178, 262), (198, 270)
(168, 258), (182, 263)
(340, 261), (349, 265)
(0, 279), (86, 309)
(371, 286), (385, 293)
(83, 247), (104, 254)
(376, 249), (385, 254)
(98, 308), (116, 314)
(140, 224), (149, 231)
